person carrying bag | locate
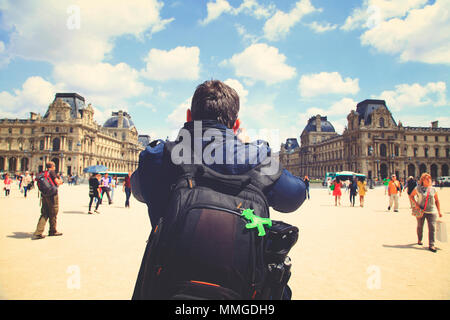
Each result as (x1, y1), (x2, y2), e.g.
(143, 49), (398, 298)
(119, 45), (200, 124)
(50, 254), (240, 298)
(409, 173), (443, 253)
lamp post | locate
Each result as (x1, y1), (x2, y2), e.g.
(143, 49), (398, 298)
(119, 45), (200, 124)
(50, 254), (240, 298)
(60, 152), (64, 176)
(376, 159), (380, 182)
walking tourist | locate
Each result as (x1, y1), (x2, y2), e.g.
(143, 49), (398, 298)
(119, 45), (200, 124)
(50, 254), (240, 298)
(332, 178), (343, 206)
(100, 172), (113, 205)
(3, 173), (12, 196)
(88, 173), (101, 214)
(123, 171), (132, 208)
(32, 161), (63, 240)
(110, 175), (118, 201)
(383, 177), (390, 195)
(304, 175), (310, 200)
(409, 173), (442, 253)
(349, 177), (358, 207)
(406, 176), (417, 209)
(387, 174), (401, 212)
(357, 178), (367, 207)
(22, 171), (32, 198)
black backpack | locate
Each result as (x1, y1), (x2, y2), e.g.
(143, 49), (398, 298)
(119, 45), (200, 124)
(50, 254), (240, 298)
(36, 171), (57, 197)
(132, 141), (299, 300)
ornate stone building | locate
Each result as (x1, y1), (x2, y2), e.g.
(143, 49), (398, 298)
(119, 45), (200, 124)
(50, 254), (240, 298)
(0, 93), (144, 176)
(280, 99), (450, 181)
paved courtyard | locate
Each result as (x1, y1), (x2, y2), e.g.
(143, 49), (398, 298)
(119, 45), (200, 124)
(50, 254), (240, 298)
(0, 182), (449, 299)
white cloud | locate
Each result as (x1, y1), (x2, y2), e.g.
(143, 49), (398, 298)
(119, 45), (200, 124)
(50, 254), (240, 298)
(200, 0), (234, 25)
(0, 0), (174, 65)
(342, 0), (450, 64)
(223, 43), (296, 85)
(0, 76), (59, 118)
(53, 62), (151, 107)
(141, 46), (200, 81)
(263, 0), (321, 41)
(224, 78), (249, 106)
(0, 0), (170, 119)
(200, 0), (275, 25)
(396, 114), (450, 128)
(299, 72), (359, 97)
(135, 101), (157, 113)
(235, 24), (260, 45)
(372, 81), (448, 111)
(302, 98), (357, 119)
(0, 40), (10, 67)
(307, 21), (338, 33)
(341, 0), (428, 31)
(167, 98), (191, 128)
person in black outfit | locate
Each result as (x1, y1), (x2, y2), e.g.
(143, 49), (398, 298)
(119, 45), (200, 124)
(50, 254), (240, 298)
(304, 175), (310, 199)
(88, 173), (101, 214)
(406, 176), (417, 209)
(349, 177), (358, 207)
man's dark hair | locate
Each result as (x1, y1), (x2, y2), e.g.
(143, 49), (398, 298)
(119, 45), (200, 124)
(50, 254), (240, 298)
(190, 80), (240, 128)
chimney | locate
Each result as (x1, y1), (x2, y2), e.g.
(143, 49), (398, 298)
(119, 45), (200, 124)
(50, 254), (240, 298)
(431, 121), (438, 128)
(316, 115), (321, 132)
(118, 110), (123, 128)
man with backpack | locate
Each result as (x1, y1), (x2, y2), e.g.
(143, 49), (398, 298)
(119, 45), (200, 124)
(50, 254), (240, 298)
(32, 161), (63, 240)
(130, 80), (306, 300)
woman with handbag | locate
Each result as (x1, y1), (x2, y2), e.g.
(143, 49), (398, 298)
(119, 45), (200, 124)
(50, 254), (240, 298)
(409, 173), (442, 253)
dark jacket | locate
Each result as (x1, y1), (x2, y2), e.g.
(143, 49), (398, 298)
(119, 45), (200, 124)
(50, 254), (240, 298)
(132, 120), (307, 228)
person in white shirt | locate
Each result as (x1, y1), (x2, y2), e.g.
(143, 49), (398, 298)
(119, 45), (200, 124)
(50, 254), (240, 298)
(100, 172), (113, 205)
(22, 171), (32, 198)
(110, 175), (117, 201)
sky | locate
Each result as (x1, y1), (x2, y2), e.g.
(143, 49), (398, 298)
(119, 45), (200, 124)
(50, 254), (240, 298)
(0, 0), (449, 151)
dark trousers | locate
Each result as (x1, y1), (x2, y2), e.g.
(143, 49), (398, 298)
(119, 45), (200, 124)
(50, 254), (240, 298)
(305, 187), (310, 199)
(101, 187), (112, 204)
(125, 187), (131, 207)
(23, 186), (28, 197)
(350, 192), (356, 206)
(34, 194), (59, 236)
(89, 195), (100, 211)
(417, 213), (436, 247)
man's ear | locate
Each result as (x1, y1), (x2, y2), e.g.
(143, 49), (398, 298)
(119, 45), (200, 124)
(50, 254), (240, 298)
(186, 109), (192, 122)
(232, 118), (240, 133)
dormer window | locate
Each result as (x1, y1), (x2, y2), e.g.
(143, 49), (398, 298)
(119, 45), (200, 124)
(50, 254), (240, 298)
(379, 117), (385, 128)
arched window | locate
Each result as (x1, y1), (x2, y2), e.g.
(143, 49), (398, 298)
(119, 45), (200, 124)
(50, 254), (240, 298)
(379, 117), (385, 128)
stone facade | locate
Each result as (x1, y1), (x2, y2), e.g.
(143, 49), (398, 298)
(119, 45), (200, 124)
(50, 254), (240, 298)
(0, 93), (144, 176)
(280, 99), (450, 181)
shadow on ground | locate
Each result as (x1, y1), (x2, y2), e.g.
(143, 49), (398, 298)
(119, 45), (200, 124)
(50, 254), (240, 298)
(7, 232), (34, 239)
(383, 243), (440, 251)
(63, 210), (86, 214)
